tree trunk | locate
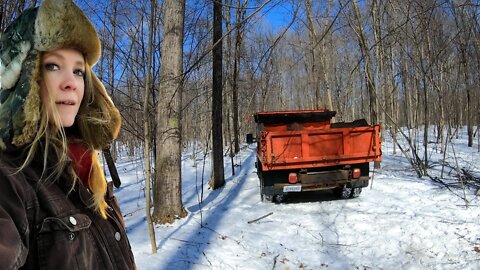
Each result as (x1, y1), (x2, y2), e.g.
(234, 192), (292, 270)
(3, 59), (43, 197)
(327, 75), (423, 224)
(388, 45), (397, 154)
(142, 0), (157, 253)
(351, 0), (380, 168)
(461, 46), (473, 147)
(452, 3), (474, 147)
(371, 0), (385, 139)
(108, 0), (119, 160)
(305, 0), (333, 112)
(225, 0), (233, 159)
(421, 44), (429, 174)
(231, 0), (247, 154)
(210, 0), (225, 189)
(438, 63), (445, 154)
(352, 1), (377, 125)
(305, 0), (321, 109)
(153, 0), (187, 224)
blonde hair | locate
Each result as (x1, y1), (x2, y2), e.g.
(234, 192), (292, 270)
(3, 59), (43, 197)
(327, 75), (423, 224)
(19, 52), (108, 219)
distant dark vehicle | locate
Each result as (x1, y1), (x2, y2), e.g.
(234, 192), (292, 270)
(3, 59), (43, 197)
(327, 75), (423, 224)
(246, 133), (254, 144)
(254, 110), (382, 202)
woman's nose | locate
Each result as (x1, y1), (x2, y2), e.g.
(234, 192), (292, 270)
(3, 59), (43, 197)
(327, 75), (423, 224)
(60, 72), (78, 91)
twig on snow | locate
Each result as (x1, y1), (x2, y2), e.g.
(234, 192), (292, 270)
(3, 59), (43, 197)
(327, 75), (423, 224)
(247, 212), (273, 224)
(272, 254), (280, 270)
(202, 251), (212, 266)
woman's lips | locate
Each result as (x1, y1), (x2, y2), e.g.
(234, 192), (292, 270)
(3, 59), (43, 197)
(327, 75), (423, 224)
(56, 100), (76, 105)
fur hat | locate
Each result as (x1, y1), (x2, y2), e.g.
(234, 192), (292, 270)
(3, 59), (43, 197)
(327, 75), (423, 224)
(0, 0), (120, 150)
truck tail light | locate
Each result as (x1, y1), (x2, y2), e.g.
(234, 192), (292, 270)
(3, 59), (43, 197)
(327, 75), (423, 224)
(288, 173), (298, 184)
(353, 168), (361, 179)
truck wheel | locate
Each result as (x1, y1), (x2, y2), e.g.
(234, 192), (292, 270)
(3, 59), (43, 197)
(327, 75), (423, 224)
(260, 181), (266, 202)
(274, 194), (286, 203)
(334, 186), (353, 199)
(259, 178), (273, 202)
(258, 158), (267, 202)
(350, 187), (362, 198)
(259, 178), (263, 201)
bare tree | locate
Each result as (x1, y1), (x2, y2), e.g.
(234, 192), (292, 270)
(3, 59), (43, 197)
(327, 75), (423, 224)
(231, 0), (248, 154)
(305, 0), (334, 112)
(153, 0), (187, 224)
(452, 2), (475, 147)
(210, 0), (225, 189)
(143, 0), (157, 252)
(346, 0), (381, 168)
(349, 0), (378, 126)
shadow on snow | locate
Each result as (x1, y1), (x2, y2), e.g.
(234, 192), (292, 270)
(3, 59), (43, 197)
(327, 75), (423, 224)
(160, 148), (256, 270)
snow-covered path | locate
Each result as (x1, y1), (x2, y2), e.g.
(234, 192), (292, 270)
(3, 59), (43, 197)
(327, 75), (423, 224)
(115, 139), (480, 270)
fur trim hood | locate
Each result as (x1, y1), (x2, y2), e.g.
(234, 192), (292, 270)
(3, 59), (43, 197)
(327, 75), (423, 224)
(0, 0), (120, 151)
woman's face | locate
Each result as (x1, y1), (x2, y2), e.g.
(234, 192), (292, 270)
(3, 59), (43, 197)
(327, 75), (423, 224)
(40, 48), (85, 128)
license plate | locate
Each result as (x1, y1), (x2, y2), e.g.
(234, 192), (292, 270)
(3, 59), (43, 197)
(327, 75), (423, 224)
(283, 185), (302, 192)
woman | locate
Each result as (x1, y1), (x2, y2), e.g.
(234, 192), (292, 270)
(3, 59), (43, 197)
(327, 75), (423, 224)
(0, 0), (135, 269)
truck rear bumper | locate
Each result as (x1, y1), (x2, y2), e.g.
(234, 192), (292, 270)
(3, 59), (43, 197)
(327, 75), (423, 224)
(263, 176), (369, 196)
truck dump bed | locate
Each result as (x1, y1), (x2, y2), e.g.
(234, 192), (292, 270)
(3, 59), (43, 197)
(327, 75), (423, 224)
(255, 110), (382, 171)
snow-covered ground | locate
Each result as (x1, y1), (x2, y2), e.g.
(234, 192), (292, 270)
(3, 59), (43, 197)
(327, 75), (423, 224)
(112, 128), (480, 270)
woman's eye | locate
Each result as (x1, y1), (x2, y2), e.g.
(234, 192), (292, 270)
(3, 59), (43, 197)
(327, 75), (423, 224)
(44, 63), (59, 71)
(74, 69), (85, 77)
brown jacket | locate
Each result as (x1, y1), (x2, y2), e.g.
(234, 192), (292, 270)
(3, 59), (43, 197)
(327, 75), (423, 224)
(0, 151), (136, 269)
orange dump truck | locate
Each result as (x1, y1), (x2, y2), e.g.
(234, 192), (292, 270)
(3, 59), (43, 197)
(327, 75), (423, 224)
(254, 110), (382, 202)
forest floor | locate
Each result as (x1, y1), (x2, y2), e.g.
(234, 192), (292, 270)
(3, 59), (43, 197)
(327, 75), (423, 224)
(114, 128), (480, 270)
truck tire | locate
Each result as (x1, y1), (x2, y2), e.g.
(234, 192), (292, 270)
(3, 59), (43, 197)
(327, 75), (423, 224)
(260, 181), (273, 202)
(334, 185), (353, 199)
(257, 158), (272, 202)
(259, 178), (270, 202)
(350, 187), (362, 198)
(273, 194), (286, 203)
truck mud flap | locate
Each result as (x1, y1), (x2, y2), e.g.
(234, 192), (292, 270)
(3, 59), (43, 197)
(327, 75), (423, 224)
(346, 177), (369, 188)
